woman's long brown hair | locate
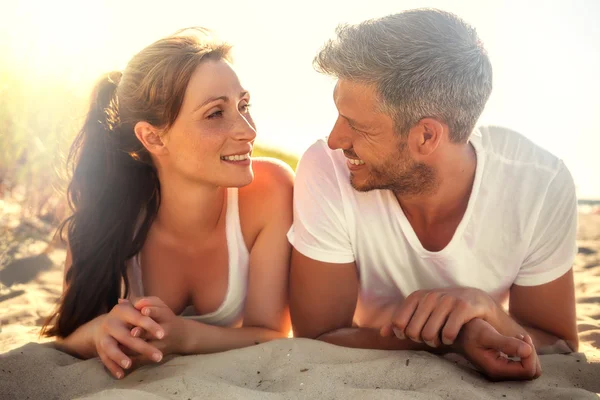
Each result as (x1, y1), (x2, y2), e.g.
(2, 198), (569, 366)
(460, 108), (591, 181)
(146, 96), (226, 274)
(42, 29), (231, 338)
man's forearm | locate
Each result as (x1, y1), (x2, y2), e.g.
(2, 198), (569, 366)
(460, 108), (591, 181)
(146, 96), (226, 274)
(316, 327), (450, 354)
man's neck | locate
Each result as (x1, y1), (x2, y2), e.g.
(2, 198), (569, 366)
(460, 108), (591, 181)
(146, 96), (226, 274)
(396, 142), (477, 227)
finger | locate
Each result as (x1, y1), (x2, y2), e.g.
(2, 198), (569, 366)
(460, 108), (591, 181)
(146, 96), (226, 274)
(421, 296), (455, 347)
(133, 296), (166, 311)
(482, 352), (538, 381)
(119, 343), (140, 357)
(98, 350), (125, 380)
(460, 322), (538, 381)
(101, 334), (133, 371)
(535, 355), (542, 378)
(404, 293), (438, 343)
(391, 294), (422, 339)
(480, 329), (532, 359)
(109, 322), (163, 363)
(521, 335), (540, 378)
(380, 324), (394, 337)
(131, 326), (154, 342)
(98, 336), (129, 378)
(441, 301), (472, 346)
(139, 306), (170, 327)
(131, 326), (143, 338)
(114, 303), (165, 339)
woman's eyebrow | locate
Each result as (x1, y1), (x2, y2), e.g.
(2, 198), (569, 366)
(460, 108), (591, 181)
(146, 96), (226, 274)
(194, 91), (249, 112)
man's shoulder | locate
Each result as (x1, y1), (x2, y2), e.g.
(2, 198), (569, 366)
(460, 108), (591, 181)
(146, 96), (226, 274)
(297, 138), (349, 180)
(299, 138), (338, 164)
(295, 139), (384, 209)
(476, 125), (564, 175)
(474, 126), (575, 213)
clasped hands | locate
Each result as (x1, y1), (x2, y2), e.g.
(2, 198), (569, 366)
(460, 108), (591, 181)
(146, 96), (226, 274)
(380, 287), (541, 381)
(93, 296), (185, 379)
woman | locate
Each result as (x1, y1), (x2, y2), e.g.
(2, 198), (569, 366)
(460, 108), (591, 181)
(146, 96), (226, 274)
(42, 28), (293, 379)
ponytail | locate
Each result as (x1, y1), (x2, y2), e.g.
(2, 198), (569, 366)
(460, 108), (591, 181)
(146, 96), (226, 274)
(42, 72), (160, 337)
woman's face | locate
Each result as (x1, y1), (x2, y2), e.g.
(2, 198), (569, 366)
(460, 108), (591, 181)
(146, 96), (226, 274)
(157, 58), (257, 188)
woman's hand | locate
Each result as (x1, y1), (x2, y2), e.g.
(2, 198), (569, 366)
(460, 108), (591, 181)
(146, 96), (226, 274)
(129, 297), (188, 358)
(93, 299), (165, 379)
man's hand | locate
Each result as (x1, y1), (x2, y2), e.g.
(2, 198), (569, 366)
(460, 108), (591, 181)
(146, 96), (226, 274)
(381, 287), (497, 347)
(456, 318), (542, 381)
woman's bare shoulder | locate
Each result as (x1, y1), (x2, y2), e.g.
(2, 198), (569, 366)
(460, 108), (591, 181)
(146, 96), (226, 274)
(243, 157), (294, 196)
(238, 158), (294, 232)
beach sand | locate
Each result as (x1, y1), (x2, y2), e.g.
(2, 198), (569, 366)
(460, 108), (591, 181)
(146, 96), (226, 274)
(1, 200), (599, 399)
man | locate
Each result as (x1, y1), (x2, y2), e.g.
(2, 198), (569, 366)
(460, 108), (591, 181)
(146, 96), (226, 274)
(288, 9), (578, 381)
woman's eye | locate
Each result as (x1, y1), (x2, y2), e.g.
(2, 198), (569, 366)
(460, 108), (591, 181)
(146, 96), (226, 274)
(207, 110), (223, 119)
(240, 103), (252, 113)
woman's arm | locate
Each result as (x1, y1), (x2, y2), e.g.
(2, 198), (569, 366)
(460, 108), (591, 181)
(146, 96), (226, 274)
(180, 161), (294, 352)
(240, 159), (294, 335)
(130, 159), (294, 356)
(53, 247), (163, 379)
(181, 320), (286, 353)
(53, 315), (105, 359)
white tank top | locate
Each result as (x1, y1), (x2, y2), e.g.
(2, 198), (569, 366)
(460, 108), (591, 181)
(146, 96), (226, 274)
(126, 187), (250, 327)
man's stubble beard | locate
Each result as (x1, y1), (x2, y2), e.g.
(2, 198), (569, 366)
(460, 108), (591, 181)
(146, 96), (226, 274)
(350, 145), (437, 196)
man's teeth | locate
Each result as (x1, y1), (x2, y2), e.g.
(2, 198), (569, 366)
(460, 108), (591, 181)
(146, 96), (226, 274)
(221, 153), (250, 161)
(348, 158), (365, 165)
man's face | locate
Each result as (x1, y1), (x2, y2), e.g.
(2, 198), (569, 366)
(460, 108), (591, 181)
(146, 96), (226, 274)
(328, 79), (435, 195)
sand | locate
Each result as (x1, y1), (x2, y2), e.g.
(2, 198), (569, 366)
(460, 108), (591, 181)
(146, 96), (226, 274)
(1, 199), (599, 399)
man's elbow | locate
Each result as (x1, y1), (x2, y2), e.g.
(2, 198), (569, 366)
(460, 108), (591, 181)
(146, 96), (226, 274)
(566, 336), (579, 353)
(291, 324), (323, 340)
(290, 313), (337, 339)
(289, 305), (329, 339)
(558, 330), (579, 353)
(538, 336), (579, 354)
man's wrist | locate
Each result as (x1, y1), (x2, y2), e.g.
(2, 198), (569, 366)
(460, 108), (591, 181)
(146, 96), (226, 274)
(482, 292), (502, 328)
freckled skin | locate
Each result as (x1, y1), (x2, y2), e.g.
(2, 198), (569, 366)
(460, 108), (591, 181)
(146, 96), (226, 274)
(157, 59), (256, 188)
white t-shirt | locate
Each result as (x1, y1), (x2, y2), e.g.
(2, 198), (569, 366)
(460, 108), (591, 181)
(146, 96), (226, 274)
(287, 126), (578, 329)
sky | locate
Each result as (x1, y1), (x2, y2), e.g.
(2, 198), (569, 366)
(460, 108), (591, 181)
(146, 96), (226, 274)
(2, 0), (599, 198)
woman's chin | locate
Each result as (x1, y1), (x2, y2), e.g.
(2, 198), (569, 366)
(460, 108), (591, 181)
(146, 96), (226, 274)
(223, 171), (254, 188)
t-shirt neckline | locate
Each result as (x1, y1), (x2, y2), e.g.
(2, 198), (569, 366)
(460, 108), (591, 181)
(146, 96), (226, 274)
(391, 130), (485, 258)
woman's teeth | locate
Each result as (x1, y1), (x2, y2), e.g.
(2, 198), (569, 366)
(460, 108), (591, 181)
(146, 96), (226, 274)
(221, 153), (250, 161)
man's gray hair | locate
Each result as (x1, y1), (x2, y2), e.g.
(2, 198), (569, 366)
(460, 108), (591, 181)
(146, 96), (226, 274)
(314, 9), (493, 143)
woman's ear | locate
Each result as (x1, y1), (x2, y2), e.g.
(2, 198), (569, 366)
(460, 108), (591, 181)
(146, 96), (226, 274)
(134, 121), (168, 156)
